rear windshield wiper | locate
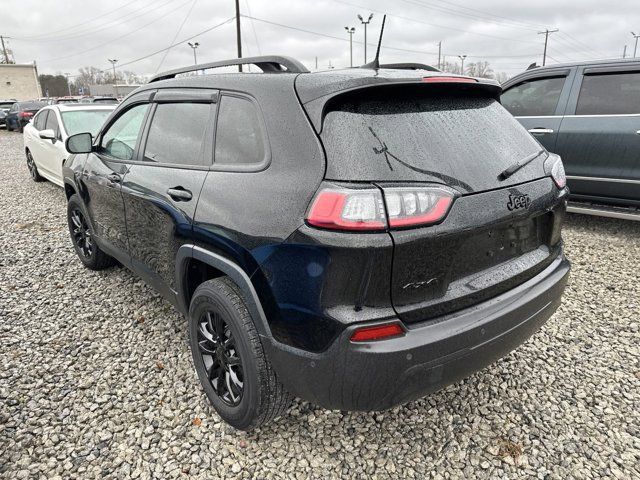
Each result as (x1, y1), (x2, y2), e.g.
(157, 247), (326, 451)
(498, 149), (546, 181)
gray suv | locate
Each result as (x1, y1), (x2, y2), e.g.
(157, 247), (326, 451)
(502, 59), (640, 219)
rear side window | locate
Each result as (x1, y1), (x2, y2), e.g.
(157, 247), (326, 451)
(143, 103), (212, 166)
(33, 110), (48, 130)
(214, 95), (266, 166)
(501, 76), (566, 116)
(576, 72), (640, 115)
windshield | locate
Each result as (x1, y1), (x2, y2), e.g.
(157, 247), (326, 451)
(61, 109), (113, 136)
(320, 87), (543, 192)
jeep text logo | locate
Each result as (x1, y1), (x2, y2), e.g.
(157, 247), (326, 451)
(507, 193), (531, 211)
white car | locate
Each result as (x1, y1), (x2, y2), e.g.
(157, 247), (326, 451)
(24, 104), (115, 186)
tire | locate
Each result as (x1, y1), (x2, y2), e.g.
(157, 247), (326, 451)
(66, 194), (116, 270)
(189, 277), (291, 430)
(26, 150), (43, 182)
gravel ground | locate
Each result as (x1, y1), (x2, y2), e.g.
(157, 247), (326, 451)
(0, 128), (639, 479)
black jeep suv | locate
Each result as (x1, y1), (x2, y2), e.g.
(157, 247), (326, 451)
(62, 56), (570, 430)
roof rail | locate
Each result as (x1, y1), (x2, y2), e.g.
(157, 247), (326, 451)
(380, 63), (440, 72)
(149, 55), (309, 83)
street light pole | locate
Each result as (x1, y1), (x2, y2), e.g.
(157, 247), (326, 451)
(632, 32), (640, 57)
(357, 13), (373, 63)
(108, 59), (118, 98)
(345, 27), (355, 67)
(458, 55), (467, 74)
(188, 42), (200, 65)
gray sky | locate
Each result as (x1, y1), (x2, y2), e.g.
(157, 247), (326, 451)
(1, 0), (638, 79)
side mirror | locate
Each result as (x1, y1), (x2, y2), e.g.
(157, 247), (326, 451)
(66, 132), (93, 154)
(39, 129), (56, 141)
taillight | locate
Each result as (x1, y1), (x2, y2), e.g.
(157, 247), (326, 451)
(19, 111), (33, 118)
(384, 186), (455, 228)
(550, 157), (566, 189)
(306, 185), (456, 231)
(350, 322), (405, 342)
(306, 186), (387, 231)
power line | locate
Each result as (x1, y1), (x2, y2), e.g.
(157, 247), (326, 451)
(38, 0), (194, 63)
(154, 0), (199, 73)
(538, 28), (558, 66)
(427, 0), (547, 30)
(244, 0), (262, 56)
(67, 17), (235, 78)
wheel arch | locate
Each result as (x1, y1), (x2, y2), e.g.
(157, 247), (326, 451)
(176, 245), (272, 339)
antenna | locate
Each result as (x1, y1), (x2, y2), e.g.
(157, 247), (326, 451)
(360, 14), (386, 70)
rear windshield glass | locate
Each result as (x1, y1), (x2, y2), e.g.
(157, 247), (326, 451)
(61, 109), (113, 136)
(320, 88), (541, 188)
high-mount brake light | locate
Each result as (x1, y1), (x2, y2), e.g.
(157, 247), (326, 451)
(306, 187), (387, 231)
(422, 76), (477, 84)
(350, 323), (405, 342)
(384, 186), (455, 228)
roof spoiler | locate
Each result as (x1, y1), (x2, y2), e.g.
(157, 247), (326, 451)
(149, 55), (309, 83)
(380, 63), (440, 72)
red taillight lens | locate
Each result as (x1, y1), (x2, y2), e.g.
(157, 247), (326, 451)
(422, 76), (477, 84)
(306, 187), (387, 231)
(384, 186), (455, 228)
(350, 323), (405, 342)
(19, 111), (33, 118)
(550, 157), (566, 189)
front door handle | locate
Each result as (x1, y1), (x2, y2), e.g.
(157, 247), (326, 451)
(167, 187), (193, 202)
(528, 128), (554, 135)
(107, 173), (122, 183)
(636, 130), (640, 135)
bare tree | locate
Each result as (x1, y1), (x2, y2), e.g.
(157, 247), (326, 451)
(465, 61), (494, 78)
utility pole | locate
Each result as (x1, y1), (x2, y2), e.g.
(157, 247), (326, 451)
(632, 32), (640, 57)
(357, 13), (373, 63)
(437, 41), (442, 70)
(235, 0), (242, 71)
(188, 42), (200, 65)
(64, 73), (72, 96)
(538, 28), (559, 66)
(623, 45), (628, 58)
(345, 27), (355, 67)
(315, 56), (318, 70)
(458, 55), (467, 74)
(0, 36), (10, 64)
(108, 59), (118, 98)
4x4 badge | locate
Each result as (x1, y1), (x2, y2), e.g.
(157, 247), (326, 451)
(507, 193), (531, 211)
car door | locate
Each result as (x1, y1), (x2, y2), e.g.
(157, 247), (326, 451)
(26, 109), (48, 164)
(82, 96), (152, 262)
(554, 65), (640, 204)
(121, 89), (216, 300)
(501, 69), (575, 153)
(38, 109), (67, 184)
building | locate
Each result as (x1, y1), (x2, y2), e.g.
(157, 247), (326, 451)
(89, 84), (142, 98)
(0, 63), (42, 100)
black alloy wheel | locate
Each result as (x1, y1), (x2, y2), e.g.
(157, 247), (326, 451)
(70, 208), (93, 259)
(26, 151), (42, 181)
(197, 310), (244, 406)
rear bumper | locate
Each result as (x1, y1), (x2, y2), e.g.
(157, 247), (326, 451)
(265, 253), (570, 411)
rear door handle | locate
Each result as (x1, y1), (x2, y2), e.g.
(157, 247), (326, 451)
(107, 173), (122, 183)
(636, 130), (640, 135)
(528, 128), (554, 135)
(167, 187), (193, 202)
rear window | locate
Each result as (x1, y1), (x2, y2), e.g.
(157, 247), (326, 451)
(20, 102), (46, 110)
(575, 72), (640, 115)
(320, 88), (542, 187)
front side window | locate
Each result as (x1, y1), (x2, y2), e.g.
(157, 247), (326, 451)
(34, 110), (48, 130)
(501, 76), (566, 116)
(576, 72), (640, 115)
(214, 95), (266, 166)
(100, 103), (149, 160)
(143, 102), (212, 166)
(45, 110), (59, 134)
